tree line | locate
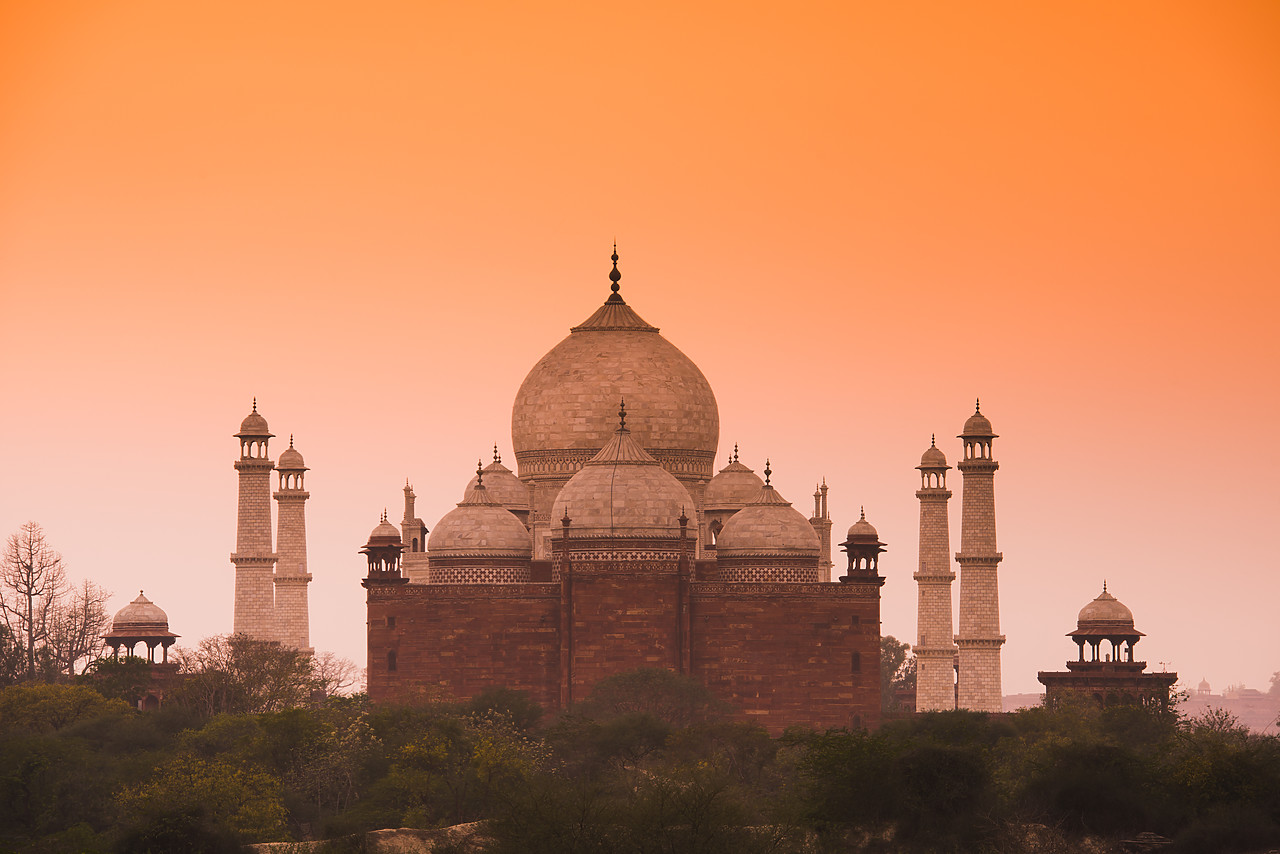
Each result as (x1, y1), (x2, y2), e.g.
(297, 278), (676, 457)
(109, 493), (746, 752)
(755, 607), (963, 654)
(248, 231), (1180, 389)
(1, 667), (1278, 854)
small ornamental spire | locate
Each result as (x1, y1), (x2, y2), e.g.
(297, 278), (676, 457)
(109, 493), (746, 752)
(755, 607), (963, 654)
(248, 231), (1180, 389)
(619, 398), (627, 430)
(1103, 579), (1108, 593)
(764, 459), (772, 486)
(476, 459), (485, 487)
(381, 508), (388, 523)
(931, 433), (936, 448)
(493, 443), (500, 464)
(733, 443), (739, 464)
(609, 242), (621, 293)
(289, 434), (294, 448)
(562, 507), (572, 526)
(252, 397), (258, 413)
(975, 397), (981, 414)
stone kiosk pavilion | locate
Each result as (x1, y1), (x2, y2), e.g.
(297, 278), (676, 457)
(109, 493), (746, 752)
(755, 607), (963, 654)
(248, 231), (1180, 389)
(1038, 584), (1177, 709)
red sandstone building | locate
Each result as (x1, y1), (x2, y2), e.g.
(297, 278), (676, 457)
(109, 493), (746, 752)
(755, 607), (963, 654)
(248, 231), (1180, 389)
(362, 251), (889, 732)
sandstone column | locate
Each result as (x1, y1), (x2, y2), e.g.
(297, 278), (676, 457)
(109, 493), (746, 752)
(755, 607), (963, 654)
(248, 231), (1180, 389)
(232, 400), (277, 639)
(274, 435), (313, 651)
(955, 400), (1004, 712)
(915, 436), (957, 711)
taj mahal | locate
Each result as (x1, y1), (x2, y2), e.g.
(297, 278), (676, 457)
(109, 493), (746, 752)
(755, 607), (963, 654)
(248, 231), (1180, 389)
(227, 249), (1012, 730)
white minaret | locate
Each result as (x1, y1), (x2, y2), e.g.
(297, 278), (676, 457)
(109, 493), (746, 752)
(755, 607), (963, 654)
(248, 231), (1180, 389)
(955, 400), (1005, 712)
(232, 400), (277, 639)
(809, 480), (833, 581)
(274, 435), (312, 652)
(914, 435), (957, 711)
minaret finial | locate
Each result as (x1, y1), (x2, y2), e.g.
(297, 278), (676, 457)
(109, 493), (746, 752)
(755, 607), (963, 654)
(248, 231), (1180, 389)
(476, 459), (485, 487)
(860, 505), (866, 520)
(931, 433), (936, 447)
(609, 243), (621, 294)
(381, 508), (388, 523)
(619, 397), (627, 430)
(1103, 579), (1108, 593)
(252, 397), (257, 413)
(493, 443), (500, 464)
(289, 434), (294, 448)
(764, 459), (771, 485)
(733, 443), (739, 464)
(975, 397), (981, 413)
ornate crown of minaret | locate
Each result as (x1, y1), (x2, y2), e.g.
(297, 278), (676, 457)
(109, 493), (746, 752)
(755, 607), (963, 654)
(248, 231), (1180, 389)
(809, 479), (833, 582)
(274, 435), (313, 652)
(955, 400), (1005, 712)
(914, 434), (957, 711)
(231, 399), (277, 639)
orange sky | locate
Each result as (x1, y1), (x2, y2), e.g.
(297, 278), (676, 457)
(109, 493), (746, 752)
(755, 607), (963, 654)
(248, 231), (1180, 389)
(2, 2), (1277, 696)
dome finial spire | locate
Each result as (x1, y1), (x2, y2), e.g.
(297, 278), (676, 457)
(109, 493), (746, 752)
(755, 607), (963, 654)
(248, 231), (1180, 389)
(252, 397), (257, 413)
(609, 242), (621, 295)
(860, 505), (866, 520)
(975, 397), (981, 414)
(1103, 579), (1107, 593)
(618, 397), (627, 431)
(493, 443), (500, 464)
(764, 458), (772, 486)
(931, 433), (936, 447)
(476, 459), (485, 487)
(733, 443), (739, 464)
(289, 434), (294, 448)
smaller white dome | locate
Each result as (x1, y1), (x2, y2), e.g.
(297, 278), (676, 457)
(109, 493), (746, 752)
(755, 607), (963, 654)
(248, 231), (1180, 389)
(278, 437), (306, 470)
(112, 591), (169, 630)
(716, 484), (819, 556)
(464, 457), (530, 512)
(703, 452), (764, 510)
(429, 482), (531, 557)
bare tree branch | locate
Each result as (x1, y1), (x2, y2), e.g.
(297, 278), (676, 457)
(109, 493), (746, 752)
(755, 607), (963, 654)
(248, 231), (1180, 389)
(1, 522), (67, 680)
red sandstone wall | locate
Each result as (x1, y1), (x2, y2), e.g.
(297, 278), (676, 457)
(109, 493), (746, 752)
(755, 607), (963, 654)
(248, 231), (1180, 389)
(565, 570), (682, 703)
(690, 582), (883, 732)
(366, 576), (883, 734)
(366, 583), (560, 708)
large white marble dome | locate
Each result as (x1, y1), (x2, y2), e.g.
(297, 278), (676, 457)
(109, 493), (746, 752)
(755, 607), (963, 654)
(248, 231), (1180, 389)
(511, 257), (719, 471)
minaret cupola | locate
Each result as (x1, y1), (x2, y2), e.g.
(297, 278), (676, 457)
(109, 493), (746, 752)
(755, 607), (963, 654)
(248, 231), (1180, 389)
(840, 507), (886, 580)
(917, 434), (951, 489)
(235, 398), (274, 460)
(360, 511), (408, 584)
(276, 435), (308, 491)
(959, 399), (997, 462)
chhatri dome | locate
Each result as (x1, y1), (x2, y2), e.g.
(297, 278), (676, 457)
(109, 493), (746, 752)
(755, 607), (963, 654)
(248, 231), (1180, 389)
(1075, 583), (1137, 629)
(236, 398), (272, 438)
(716, 462), (820, 557)
(278, 436), (307, 470)
(703, 445), (766, 511)
(432, 465), (532, 558)
(463, 446), (531, 517)
(918, 435), (948, 469)
(511, 248), (719, 471)
(551, 402), (697, 540)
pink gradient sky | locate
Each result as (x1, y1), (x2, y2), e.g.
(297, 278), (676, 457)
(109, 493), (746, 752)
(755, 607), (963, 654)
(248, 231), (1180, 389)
(2, 3), (1277, 696)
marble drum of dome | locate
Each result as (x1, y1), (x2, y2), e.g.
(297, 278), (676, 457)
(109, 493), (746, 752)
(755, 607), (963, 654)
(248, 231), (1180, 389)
(510, 265), (719, 482)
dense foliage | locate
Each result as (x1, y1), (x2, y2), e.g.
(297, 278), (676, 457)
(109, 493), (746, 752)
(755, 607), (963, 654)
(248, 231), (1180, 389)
(1, 670), (1278, 853)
